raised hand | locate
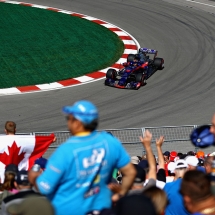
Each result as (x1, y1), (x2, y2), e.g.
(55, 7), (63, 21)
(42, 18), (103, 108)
(140, 130), (152, 148)
(156, 136), (165, 147)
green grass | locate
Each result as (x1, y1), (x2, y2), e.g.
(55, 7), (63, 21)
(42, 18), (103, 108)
(0, 3), (124, 88)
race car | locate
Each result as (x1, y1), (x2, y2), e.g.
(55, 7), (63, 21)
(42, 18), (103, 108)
(104, 48), (164, 89)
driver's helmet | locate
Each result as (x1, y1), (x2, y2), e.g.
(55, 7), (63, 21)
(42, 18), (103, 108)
(134, 55), (140, 61)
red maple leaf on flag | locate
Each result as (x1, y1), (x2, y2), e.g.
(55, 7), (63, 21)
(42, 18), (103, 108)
(0, 141), (26, 166)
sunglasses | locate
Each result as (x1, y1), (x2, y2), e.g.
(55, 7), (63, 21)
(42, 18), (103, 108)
(65, 116), (77, 122)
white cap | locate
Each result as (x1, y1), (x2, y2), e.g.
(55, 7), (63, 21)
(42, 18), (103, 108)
(175, 159), (188, 169)
(168, 162), (175, 173)
(185, 156), (199, 167)
(209, 152), (215, 156)
(131, 156), (139, 165)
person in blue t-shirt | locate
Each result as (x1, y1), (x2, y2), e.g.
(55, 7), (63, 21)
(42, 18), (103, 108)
(180, 170), (215, 215)
(164, 159), (191, 215)
(28, 100), (136, 215)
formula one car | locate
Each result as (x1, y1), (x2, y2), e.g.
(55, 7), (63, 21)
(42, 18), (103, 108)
(104, 48), (164, 89)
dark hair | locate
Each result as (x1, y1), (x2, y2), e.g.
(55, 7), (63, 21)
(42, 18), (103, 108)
(3, 172), (16, 190)
(5, 121), (16, 134)
(177, 152), (183, 157)
(180, 170), (212, 202)
(137, 156), (142, 161)
(143, 186), (168, 215)
(83, 119), (98, 131)
(180, 154), (188, 160)
(187, 151), (195, 156)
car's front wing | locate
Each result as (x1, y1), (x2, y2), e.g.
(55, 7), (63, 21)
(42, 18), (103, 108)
(104, 79), (141, 89)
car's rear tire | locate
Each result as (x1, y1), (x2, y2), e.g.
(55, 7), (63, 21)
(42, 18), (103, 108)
(153, 58), (164, 70)
(127, 54), (135, 62)
(106, 69), (117, 79)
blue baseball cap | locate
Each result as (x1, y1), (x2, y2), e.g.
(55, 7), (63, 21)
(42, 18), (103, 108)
(190, 125), (215, 148)
(34, 157), (47, 170)
(163, 151), (170, 157)
(62, 100), (99, 124)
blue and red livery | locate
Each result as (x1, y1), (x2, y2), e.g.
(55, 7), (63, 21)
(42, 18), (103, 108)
(104, 48), (164, 90)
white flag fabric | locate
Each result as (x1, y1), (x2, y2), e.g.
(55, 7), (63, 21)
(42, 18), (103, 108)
(0, 134), (54, 182)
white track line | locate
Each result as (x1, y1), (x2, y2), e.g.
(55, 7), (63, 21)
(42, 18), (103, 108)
(186, 0), (215, 8)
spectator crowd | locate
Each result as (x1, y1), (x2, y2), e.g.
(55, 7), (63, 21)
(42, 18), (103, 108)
(1, 101), (215, 215)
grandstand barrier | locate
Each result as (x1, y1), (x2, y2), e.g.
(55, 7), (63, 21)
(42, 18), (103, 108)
(32, 125), (204, 158)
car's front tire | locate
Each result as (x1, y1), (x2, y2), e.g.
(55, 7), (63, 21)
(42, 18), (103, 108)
(106, 69), (117, 79)
(135, 73), (146, 88)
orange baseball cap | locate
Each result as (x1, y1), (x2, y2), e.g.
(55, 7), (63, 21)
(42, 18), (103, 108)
(196, 151), (205, 159)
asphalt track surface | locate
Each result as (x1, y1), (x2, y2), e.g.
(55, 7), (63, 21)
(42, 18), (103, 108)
(1, 0), (215, 135)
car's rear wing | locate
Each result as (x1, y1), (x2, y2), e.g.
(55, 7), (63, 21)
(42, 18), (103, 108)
(139, 48), (157, 55)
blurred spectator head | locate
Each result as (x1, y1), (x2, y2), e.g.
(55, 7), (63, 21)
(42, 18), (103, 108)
(177, 152), (183, 157)
(5, 164), (18, 174)
(138, 159), (149, 173)
(131, 165), (146, 190)
(131, 156), (140, 165)
(5, 121), (16, 135)
(14, 170), (30, 189)
(180, 170), (213, 214)
(210, 113), (215, 135)
(63, 100), (99, 134)
(7, 195), (55, 215)
(163, 151), (170, 163)
(196, 150), (205, 159)
(3, 164), (18, 190)
(34, 157), (47, 170)
(143, 186), (168, 215)
(174, 159), (187, 179)
(169, 151), (177, 162)
(115, 194), (157, 215)
(185, 156), (199, 170)
(204, 156), (214, 174)
(179, 154), (187, 160)
(163, 151), (170, 157)
(187, 151), (195, 156)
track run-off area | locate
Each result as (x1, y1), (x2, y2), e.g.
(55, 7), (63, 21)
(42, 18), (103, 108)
(0, 0), (215, 138)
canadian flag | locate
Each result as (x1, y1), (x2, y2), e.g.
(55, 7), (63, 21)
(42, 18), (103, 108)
(0, 134), (55, 181)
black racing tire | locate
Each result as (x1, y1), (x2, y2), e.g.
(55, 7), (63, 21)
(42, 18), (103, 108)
(153, 58), (164, 70)
(106, 69), (117, 79)
(127, 54), (135, 62)
(135, 73), (144, 83)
